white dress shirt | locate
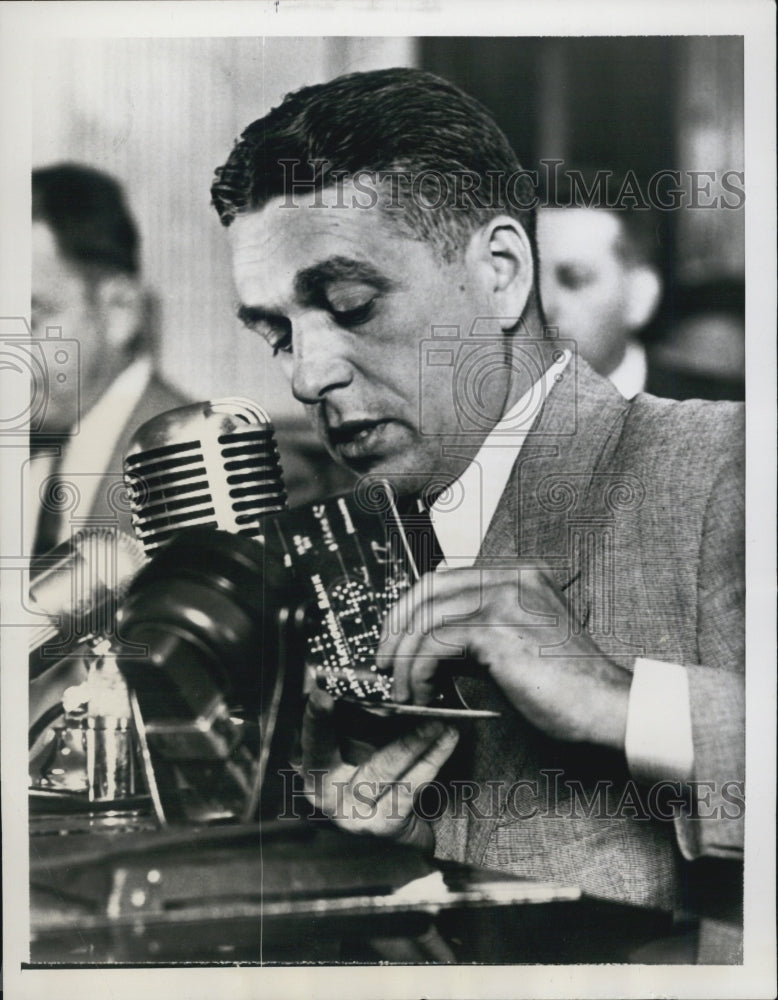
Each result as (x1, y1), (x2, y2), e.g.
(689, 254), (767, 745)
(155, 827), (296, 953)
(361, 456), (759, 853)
(607, 339), (648, 400)
(429, 350), (693, 783)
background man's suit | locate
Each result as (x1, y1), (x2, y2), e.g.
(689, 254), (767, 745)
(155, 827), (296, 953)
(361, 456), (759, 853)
(432, 358), (744, 957)
(84, 374), (190, 535)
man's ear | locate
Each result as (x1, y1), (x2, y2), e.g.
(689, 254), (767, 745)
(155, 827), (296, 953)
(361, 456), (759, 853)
(96, 275), (143, 351)
(624, 266), (662, 331)
(466, 215), (534, 331)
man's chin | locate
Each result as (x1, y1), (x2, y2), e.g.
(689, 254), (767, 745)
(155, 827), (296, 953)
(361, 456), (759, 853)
(343, 458), (459, 501)
(319, 424), (458, 497)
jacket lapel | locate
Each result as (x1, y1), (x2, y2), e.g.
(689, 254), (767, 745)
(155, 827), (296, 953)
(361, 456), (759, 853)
(451, 359), (632, 866)
(478, 355), (630, 591)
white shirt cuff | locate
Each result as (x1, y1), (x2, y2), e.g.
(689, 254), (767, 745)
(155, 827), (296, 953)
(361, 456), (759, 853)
(625, 658), (695, 784)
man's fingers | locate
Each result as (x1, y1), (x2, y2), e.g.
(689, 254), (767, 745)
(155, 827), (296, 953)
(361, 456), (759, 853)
(380, 568), (566, 704)
(300, 686), (342, 773)
(395, 723), (460, 789)
(356, 719), (459, 790)
(371, 724), (460, 823)
(384, 582), (488, 703)
(389, 622), (474, 703)
(379, 571), (472, 659)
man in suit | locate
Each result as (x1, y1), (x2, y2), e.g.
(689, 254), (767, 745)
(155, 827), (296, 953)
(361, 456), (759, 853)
(536, 182), (746, 404)
(28, 165), (189, 754)
(536, 177), (663, 399)
(30, 163), (189, 551)
(212, 68), (744, 962)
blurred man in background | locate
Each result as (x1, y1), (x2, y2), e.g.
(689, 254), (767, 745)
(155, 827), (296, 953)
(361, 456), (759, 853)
(537, 174), (745, 403)
(28, 165), (190, 751)
(28, 163), (352, 753)
(30, 163), (189, 553)
(537, 176), (662, 399)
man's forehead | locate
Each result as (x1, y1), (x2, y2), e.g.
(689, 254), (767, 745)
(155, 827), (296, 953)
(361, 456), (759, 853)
(229, 188), (396, 263)
(33, 221), (68, 269)
(227, 184), (434, 307)
(539, 206), (623, 257)
(32, 220), (83, 289)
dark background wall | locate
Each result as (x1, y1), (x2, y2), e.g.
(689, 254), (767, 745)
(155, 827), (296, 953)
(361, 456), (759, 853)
(421, 36), (744, 292)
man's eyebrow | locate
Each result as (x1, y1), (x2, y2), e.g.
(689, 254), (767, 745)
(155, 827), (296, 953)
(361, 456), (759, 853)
(236, 303), (288, 330)
(294, 256), (395, 301)
(236, 257), (395, 328)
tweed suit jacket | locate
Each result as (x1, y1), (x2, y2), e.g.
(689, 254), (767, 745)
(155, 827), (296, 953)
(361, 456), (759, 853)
(432, 357), (744, 919)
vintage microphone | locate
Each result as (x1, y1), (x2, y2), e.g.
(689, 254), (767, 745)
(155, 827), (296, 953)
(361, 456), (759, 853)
(117, 399), (302, 823)
(29, 395), (285, 703)
(30, 400), (297, 820)
(119, 395), (295, 726)
(123, 397), (287, 555)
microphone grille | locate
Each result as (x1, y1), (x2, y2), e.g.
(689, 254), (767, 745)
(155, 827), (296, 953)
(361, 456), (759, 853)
(124, 398), (287, 554)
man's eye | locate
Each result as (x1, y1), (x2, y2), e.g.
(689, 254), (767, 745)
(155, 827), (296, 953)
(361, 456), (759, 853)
(324, 282), (378, 326)
(557, 266), (593, 291)
(244, 317), (292, 356)
(330, 299), (375, 327)
(265, 319), (293, 356)
(270, 331), (293, 356)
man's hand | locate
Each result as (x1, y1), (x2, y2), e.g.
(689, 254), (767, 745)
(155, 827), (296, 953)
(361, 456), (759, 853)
(377, 566), (632, 752)
(299, 685), (459, 850)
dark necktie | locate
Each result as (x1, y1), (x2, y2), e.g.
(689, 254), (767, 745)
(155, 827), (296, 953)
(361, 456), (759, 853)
(391, 494), (444, 578)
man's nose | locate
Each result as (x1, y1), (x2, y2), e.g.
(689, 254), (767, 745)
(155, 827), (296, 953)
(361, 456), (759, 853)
(291, 315), (353, 404)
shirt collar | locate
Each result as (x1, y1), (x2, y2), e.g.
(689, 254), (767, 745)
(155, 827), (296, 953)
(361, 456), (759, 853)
(608, 340), (647, 400)
(430, 349), (572, 569)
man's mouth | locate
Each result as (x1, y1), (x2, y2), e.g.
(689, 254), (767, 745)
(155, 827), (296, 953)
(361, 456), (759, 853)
(326, 418), (393, 460)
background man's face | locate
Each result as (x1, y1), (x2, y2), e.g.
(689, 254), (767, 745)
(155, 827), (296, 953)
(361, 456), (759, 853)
(537, 207), (637, 375)
(31, 222), (117, 432)
(229, 184), (508, 495)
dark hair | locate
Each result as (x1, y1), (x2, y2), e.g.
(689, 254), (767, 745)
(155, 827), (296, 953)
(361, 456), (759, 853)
(32, 163), (139, 277)
(211, 67), (538, 264)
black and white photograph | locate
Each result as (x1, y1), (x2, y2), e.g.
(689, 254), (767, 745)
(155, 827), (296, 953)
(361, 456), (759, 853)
(0, 2), (774, 998)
